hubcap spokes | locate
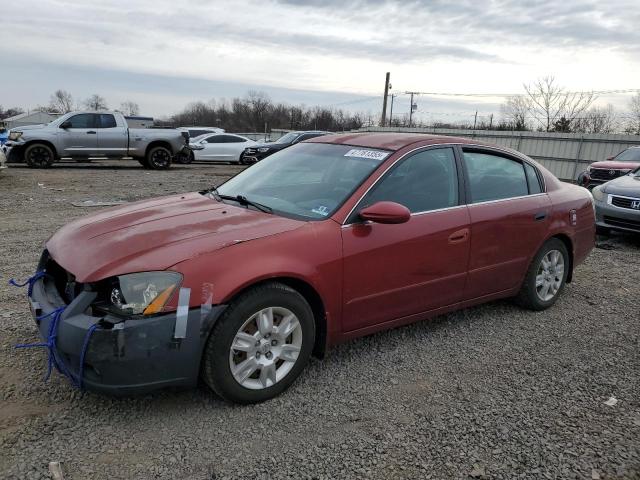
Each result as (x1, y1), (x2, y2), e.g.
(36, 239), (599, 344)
(153, 150), (170, 166)
(229, 306), (302, 390)
(536, 249), (564, 302)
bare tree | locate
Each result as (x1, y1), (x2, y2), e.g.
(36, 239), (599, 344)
(573, 104), (619, 134)
(119, 101), (140, 116)
(628, 93), (640, 135)
(84, 94), (108, 111)
(500, 95), (530, 130)
(49, 90), (74, 113)
(524, 76), (596, 132)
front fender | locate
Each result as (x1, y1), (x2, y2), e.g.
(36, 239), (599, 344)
(168, 221), (343, 338)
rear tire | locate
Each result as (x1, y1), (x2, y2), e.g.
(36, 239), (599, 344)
(201, 282), (315, 404)
(516, 238), (569, 311)
(25, 143), (55, 168)
(146, 146), (172, 170)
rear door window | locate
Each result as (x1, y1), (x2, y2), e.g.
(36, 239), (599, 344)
(98, 114), (117, 128)
(462, 151), (529, 203)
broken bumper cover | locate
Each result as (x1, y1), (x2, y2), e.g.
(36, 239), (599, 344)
(28, 274), (226, 395)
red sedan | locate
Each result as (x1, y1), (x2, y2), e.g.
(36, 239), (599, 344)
(23, 133), (595, 403)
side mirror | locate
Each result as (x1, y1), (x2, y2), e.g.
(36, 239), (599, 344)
(359, 201), (411, 224)
(60, 121), (72, 129)
(606, 156), (614, 161)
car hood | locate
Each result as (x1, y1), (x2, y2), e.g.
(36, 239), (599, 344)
(602, 173), (640, 194)
(590, 161), (640, 170)
(46, 192), (304, 282)
(249, 142), (286, 149)
(13, 124), (47, 132)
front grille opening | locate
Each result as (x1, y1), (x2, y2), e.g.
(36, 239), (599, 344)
(45, 258), (83, 304)
(611, 196), (640, 210)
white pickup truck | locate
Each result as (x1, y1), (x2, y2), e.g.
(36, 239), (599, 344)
(6, 111), (189, 169)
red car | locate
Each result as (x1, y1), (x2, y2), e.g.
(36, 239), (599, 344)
(579, 146), (640, 188)
(22, 133), (595, 404)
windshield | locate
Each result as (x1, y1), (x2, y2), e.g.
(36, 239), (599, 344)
(216, 143), (390, 220)
(614, 148), (640, 162)
(276, 132), (300, 144)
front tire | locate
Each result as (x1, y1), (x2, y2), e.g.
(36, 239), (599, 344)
(201, 282), (315, 404)
(516, 238), (569, 311)
(25, 143), (55, 168)
(176, 151), (194, 164)
(146, 146), (172, 170)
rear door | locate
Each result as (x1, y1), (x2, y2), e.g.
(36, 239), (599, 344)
(460, 147), (551, 300)
(58, 113), (98, 157)
(215, 134), (252, 162)
(341, 147), (470, 332)
(96, 113), (127, 157)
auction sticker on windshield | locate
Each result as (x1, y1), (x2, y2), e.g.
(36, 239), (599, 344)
(344, 149), (389, 161)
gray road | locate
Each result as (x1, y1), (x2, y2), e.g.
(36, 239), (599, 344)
(0, 161), (638, 479)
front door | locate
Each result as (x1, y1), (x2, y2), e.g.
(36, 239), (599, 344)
(58, 113), (98, 157)
(460, 148), (552, 299)
(341, 147), (470, 332)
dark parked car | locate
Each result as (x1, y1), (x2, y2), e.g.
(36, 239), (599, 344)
(592, 165), (640, 234)
(240, 130), (329, 163)
(578, 146), (640, 189)
(20, 133), (594, 404)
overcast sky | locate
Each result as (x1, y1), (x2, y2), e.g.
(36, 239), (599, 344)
(1, 0), (638, 122)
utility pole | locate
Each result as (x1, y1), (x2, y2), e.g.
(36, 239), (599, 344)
(380, 72), (391, 127)
(389, 94), (396, 126)
(488, 113), (493, 130)
(473, 110), (478, 130)
(406, 92), (420, 128)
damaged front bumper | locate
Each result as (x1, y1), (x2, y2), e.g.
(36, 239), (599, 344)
(26, 253), (226, 395)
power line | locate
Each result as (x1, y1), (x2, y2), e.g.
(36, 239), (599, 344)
(394, 88), (640, 98)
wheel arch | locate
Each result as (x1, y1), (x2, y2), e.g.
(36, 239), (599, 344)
(145, 140), (174, 157)
(220, 276), (328, 359)
(549, 233), (574, 283)
(23, 140), (58, 159)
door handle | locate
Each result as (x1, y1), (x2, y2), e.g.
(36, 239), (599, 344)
(86, 131), (97, 134)
(534, 211), (547, 221)
(448, 228), (469, 244)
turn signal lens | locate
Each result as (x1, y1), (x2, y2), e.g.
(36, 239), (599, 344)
(143, 285), (176, 315)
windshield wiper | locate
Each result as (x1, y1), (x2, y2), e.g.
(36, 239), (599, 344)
(207, 187), (272, 214)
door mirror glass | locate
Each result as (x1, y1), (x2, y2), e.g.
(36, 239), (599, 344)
(359, 201), (410, 224)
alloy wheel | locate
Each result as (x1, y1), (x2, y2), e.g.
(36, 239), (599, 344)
(229, 306), (302, 390)
(150, 148), (171, 168)
(28, 146), (52, 167)
(535, 249), (565, 302)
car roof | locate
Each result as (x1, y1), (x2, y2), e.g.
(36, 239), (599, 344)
(306, 132), (488, 151)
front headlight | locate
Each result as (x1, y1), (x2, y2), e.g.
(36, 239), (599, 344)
(257, 147), (270, 153)
(8, 131), (22, 141)
(592, 185), (606, 202)
(97, 271), (182, 316)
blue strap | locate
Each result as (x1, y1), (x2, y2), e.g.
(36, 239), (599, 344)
(9, 270), (47, 297)
(77, 323), (100, 389)
(15, 306), (101, 389)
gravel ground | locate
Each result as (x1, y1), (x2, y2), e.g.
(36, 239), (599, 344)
(0, 160), (639, 480)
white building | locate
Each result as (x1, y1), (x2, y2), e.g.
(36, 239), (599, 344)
(2, 111), (61, 129)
